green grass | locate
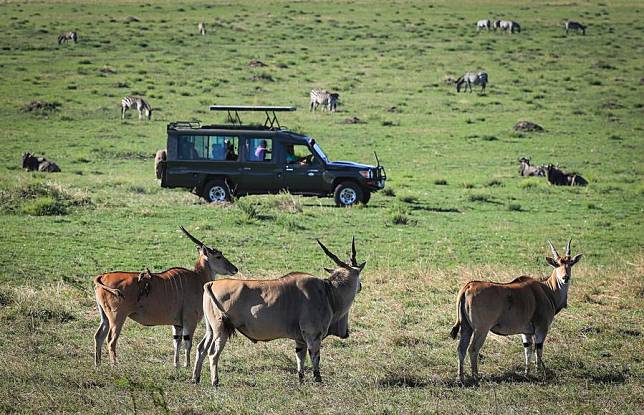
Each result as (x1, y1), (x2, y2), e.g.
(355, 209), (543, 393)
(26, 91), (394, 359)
(0, 0), (642, 413)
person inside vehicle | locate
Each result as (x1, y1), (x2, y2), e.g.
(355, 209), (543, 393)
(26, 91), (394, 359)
(225, 139), (237, 161)
(211, 141), (225, 160)
(254, 140), (271, 161)
(286, 144), (312, 165)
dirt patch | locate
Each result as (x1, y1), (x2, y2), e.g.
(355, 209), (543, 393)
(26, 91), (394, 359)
(20, 100), (61, 113)
(342, 116), (367, 124)
(248, 59), (268, 67)
(514, 120), (544, 132)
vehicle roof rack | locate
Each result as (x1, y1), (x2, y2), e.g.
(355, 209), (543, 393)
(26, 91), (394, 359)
(167, 120), (201, 130)
(209, 105), (296, 129)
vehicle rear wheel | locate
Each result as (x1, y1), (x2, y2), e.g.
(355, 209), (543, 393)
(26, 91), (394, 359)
(334, 182), (363, 207)
(202, 179), (232, 203)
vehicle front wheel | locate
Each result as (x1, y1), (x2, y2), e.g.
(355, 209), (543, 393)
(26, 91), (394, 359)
(202, 179), (232, 203)
(334, 182), (363, 207)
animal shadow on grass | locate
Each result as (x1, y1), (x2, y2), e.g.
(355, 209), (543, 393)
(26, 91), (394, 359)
(405, 200), (461, 213)
(378, 373), (431, 388)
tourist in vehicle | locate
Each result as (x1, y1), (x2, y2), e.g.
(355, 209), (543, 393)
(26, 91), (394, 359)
(254, 140), (271, 161)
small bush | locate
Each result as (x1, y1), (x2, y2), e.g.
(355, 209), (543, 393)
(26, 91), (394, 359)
(433, 179), (448, 185)
(21, 196), (67, 216)
(236, 199), (261, 221)
(486, 179), (503, 187)
(381, 187), (396, 197)
(272, 192), (303, 213)
(507, 203), (522, 211)
(467, 193), (493, 203)
(388, 204), (412, 225)
(399, 194), (418, 204)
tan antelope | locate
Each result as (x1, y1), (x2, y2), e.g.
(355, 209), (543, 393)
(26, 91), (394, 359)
(192, 238), (365, 386)
(450, 240), (582, 384)
(93, 227), (238, 367)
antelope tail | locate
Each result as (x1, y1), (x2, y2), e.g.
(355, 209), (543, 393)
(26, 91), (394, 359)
(449, 287), (467, 339)
(93, 275), (124, 298)
(204, 283), (237, 338)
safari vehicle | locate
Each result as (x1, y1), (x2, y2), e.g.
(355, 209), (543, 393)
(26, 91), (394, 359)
(159, 105), (386, 207)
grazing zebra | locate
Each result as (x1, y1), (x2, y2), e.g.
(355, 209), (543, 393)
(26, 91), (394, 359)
(310, 89), (340, 112)
(565, 20), (586, 35)
(57, 31), (78, 44)
(121, 96), (152, 120)
(198, 22), (207, 36)
(455, 72), (488, 93)
(494, 20), (521, 33)
(477, 19), (491, 31)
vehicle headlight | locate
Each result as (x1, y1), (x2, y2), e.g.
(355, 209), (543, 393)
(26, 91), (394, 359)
(359, 170), (373, 179)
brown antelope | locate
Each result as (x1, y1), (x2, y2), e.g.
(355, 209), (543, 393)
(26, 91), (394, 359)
(192, 238), (365, 386)
(450, 240), (582, 384)
(93, 227), (238, 368)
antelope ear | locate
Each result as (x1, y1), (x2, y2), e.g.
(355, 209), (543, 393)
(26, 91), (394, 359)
(357, 261), (367, 271)
(324, 267), (334, 273)
(545, 256), (558, 268)
(570, 253), (583, 266)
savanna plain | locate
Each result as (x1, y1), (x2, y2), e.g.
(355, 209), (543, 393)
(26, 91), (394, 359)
(0, 0), (642, 413)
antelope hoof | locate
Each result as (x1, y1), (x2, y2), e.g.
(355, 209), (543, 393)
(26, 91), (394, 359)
(191, 377), (200, 384)
(313, 371), (322, 383)
(298, 372), (305, 384)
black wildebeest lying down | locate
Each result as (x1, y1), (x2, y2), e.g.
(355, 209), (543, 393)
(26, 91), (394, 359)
(22, 152), (61, 172)
(545, 164), (588, 186)
(518, 157), (545, 177)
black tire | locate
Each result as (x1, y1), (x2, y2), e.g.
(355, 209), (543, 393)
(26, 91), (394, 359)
(202, 179), (232, 203)
(333, 181), (363, 207)
(361, 190), (371, 205)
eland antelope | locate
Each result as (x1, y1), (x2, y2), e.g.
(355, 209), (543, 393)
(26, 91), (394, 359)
(93, 227), (238, 367)
(192, 238), (365, 386)
(450, 240), (583, 383)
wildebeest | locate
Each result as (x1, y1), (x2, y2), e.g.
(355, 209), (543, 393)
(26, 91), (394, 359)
(154, 149), (167, 180)
(450, 240), (583, 383)
(58, 31), (78, 44)
(565, 20), (586, 35)
(21, 152), (61, 172)
(477, 19), (491, 31)
(93, 227), (238, 367)
(494, 20), (521, 33)
(310, 89), (340, 112)
(198, 22), (207, 36)
(192, 238), (365, 386)
(518, 157), (545, 177)
(545, 164), (588, 186)
(455, 72), (488, 93)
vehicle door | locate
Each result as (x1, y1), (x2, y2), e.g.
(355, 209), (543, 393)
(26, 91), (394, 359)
(236, 136), (282, 194)
(281, 142), (325, 194)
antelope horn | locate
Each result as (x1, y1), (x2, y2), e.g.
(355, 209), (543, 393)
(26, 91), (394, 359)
(350, 236), (357, 266)
(317, 239), (347, 268)
(566, 239), (572, 256)
(547, 240), (560, 259)
(180, 226), (204, 247)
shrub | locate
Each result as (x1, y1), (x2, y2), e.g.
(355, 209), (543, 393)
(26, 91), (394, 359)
(433, 179), (448, 185)
(21, 196), (67, 216)
(272, 191), (303, 213)
(381, 187), (396, 197)
(507, 203), (522, 211)
(236, 198), (260, 221)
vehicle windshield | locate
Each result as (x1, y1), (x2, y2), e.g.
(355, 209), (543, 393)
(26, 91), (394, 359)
(309, 140), (329, 163)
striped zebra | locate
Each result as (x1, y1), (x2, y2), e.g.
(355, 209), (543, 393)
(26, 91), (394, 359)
(121, 96), (152, 120)
(494, 20), (521, 33)
(198, 22), (207, 36)
(310, 89), (339, 112)
(477, 19), (491, 31)
(565, 20), (586, 35)
(57, 31), (78, 44)
(455, 72), (488, 93)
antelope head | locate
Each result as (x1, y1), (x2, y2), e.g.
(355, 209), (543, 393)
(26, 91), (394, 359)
(318, 237), (365, 294)
(546, 239), (583, 284)
(180, 226), (238, 278)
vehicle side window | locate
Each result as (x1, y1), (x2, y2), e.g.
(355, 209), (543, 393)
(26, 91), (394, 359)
(286, 144), (315, 166)
(209, 136), (238, 161)
(246, 138), (273, 162)
(178, 135), (206, 160)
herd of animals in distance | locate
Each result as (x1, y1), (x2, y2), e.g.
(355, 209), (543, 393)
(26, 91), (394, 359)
(20, 15), (591, 386)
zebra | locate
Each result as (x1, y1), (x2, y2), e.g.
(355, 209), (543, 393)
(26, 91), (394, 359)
(198, 22), (207, 36)
(57, 31), (78, 44)
(477, 19), (491, 31)
(565, 20), (586, 35)
(310, 89), (339, 112)
(455, 72), (488, 93)
(494, 20), (521, 34)
(121, 96), (152, 120)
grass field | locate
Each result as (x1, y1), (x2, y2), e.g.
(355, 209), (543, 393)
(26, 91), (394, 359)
(0, 0), (642, 413)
